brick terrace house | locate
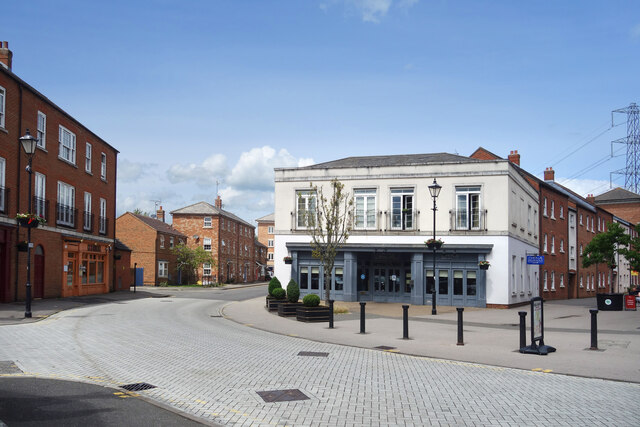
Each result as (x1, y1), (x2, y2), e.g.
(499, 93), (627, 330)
(256, 213), (274, 275)
(471, 148), (630, 300)
(171, 196), (258, 283)
(593, 187), (640, 226)
(116, 207), (186, 286)
(0, 42), (118, 302)
(114, 238), (132, 291)
(254, 238), (268, 281)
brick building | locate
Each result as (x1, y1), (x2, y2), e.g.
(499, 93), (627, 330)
(114, 239), (132, 291)
(0, 41), (118, 302)
(171, 196), (258, 284)
(116, 208), (186, 286)
(254, 238), (268, 281)
(256, 213), (274, 275)
(593, 187), (640, 225)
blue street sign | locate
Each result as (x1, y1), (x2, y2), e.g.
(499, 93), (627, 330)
(527, 255), (545, 265)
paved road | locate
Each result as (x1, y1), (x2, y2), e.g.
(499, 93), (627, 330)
(1, 290), (638, 426)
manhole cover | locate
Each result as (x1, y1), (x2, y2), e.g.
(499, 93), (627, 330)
(257, 389), (309, 403)
(120, 383), (157, 391)
(298, 351), (328, 357)
(0, 361), (22, 374)
(374, 346), (396, 350)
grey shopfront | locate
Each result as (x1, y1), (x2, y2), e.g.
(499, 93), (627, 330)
(287, 243), (492, 308)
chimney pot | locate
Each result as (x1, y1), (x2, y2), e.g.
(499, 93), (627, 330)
(0, 41), (13, 70)
(507, 150), (521, 166)
(544, 167), (555, 181)
(156, 205), (165, 223)
(215, 195), (222, 209)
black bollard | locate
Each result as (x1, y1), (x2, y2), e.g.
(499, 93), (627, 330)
(402, 305), (409, 339)
(329, 299), (334, 329)
(590, 309), (598, 350)
(518, 311), (527, 351)
(456, 307), (464, 346)
(360, 302), (366, 334)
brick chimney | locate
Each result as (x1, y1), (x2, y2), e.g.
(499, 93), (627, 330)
(507, 150), (520, 166)
(544, 167), (555, 181)
(215, 195), (222, 209)
(0, 41), (12, 70)
(586, 194), (595, 205)
(156, 206), (165, 223)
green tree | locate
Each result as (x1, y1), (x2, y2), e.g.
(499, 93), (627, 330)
(132, 208), (152, 216)
(582, 222), (630, 293)
(301, 179), (353, 303)
(620, 223), (640, 275)
(172, 242), (215, 284)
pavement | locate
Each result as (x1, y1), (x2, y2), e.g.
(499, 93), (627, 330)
(223, 295), (640, 383)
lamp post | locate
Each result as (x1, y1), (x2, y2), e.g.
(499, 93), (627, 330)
(428, 178), (441, 315)
(19, 129), (38, 318)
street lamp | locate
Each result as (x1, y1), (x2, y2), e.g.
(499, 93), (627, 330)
(19, 129), (38, 318)
(428, 178), (441, 315)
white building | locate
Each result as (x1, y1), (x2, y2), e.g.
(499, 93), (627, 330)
(274, 153), (540, 308)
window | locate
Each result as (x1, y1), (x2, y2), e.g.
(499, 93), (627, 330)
(511, 256), (516, 292)
(551, 271), (555, 291)
(560, 274), (564, 288)
(311, 267), (320, 289)
(543, 234), (548, 253)
(560, 239), (564, 253)
(300, 267), (309, 289)
(391, 187), (415, 230)
(34, 172), (46, 218)
(543, 198), (548, 217)
(579, 275), (583, 288)
(0, 158), (5, 213)
(83, 192), (92, 231)
(57, 181), (75, 226)
(100, 153), (107, 180)
(267, 253), (273, 260)
(333, 267), (344, 291)
(268, 239), (274, 247)
(354, 188), (376, 229)
(0, 86), (5, 128)
(203, 263), (212, 276)
(158, 261), (168, 278)
(204, 217), (212, 227)
(37, 112), (46, 148)
(579, 214), (583, 225)
(203, 237), (212, 251)
(268, 226), (274, 234)
(580, 244), (583, 255)
(455, 186), (481, 230)
(160, 235), (165, 248)
(550, 200), (555, 219)
(99, 198), (107, 234)
(296, 190), (317, 228)
(170, 237), (174, 249)
(527, 204), (532, 231)
(85, 143), (92, 173)
(58, 126), (76, 164)
(551, 236), (555, 254)
(543, 271), (548, 291)
(559, 205), (564, 219)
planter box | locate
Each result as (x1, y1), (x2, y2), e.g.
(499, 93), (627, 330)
(267, 297), (286, 312)
(278, 302), (303, 317)
(596, 293), (623, 311)
(479, 264), (490, 270)
(296, 305), (331, 322)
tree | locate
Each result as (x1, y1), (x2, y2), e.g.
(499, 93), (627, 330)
(582, 222), (630, 293)
(132, 208), (152, 216)
(620, 223), (640, 276)
(301, 179), (353, 303)
(172, 242), (215, 284)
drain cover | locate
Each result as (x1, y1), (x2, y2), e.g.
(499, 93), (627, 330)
(0, 361), (22, 374)
(297, 351), (328, 357)
(257, 389), (309, 403)
(120, 383), (157, 391)
(374, 346), (396, 350)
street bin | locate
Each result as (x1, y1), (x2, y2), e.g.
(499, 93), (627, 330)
(624, 295), (637, 311)
(596, 293), (623, 311)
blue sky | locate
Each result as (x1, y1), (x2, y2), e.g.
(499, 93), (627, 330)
(4, 0), (640, 224)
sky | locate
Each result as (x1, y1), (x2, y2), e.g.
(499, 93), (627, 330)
(3, 0), (640, 226)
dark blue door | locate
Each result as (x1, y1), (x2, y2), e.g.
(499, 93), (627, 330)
(135, 268), (144, 287)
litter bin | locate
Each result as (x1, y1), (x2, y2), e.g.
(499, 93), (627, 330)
(596, 293), (624, 311)
(624, 295), (637, 311)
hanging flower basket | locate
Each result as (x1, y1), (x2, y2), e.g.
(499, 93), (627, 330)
(16, 241), (28, 252)
(425, 238), (443, 250)
(283, 256), (293, 264)
(479, 261), (490, 270)
(16, 213), (45, 228)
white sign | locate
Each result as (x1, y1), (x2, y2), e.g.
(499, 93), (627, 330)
(391, 274), (397, 281)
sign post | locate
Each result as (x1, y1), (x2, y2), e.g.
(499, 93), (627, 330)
(520, 297), (556, 355)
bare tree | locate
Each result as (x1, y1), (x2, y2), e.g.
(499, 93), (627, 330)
(301, 179), (353, 303)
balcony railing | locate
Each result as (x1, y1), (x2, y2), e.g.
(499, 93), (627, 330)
(33, 196), (49, 223)
(449, 209), (487, 232)
(83, 211), (94, 232)
(56, 203), (77, 228)
(99, 216), (108, 235)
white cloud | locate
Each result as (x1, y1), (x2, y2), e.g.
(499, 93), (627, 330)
(556, 177), (611, 198)
(117, 159), (154, 183)
(166, 153), (228, 186)
(323, 0), (418, 23)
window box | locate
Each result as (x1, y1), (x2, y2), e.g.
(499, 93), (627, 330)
(425, 238), (443, 250)
(478, 261), (490, 270)
(283, 256), (293, 264)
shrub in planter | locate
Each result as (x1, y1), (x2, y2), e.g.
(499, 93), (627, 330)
(287, 279), (300, 303)
(268, 277), (282, 296)
(303, 294), (320, 307)
(272, 287), (286, 300)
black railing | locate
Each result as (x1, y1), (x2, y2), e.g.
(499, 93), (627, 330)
(83, 211), (94, 232)
(33, 196), (48, 223)
(56, 204), (77, 228)
(99, 216), (108, 235)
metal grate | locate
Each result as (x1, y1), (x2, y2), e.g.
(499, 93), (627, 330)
(120, 382), (157, 392)
(257, 389), (310, 403)
(374, 346), (396, 350)
(297, 351), (328, 357)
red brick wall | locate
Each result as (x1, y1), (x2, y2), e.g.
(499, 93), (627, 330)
(257, 221), (274, 268)
(595, 201), (640, 226)
(114, 250), (132, 291)
(539, 187), (570, 300)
